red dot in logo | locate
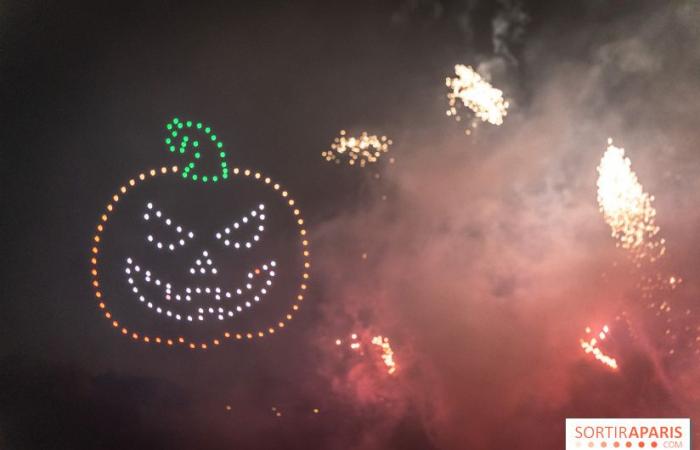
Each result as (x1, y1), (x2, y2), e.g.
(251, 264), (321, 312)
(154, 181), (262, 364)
(639, 443), (645, 448)
(601, 442), (607, 448)
(614, 443), (620, 448)
(588, 443), (595, 448)
(650, 443), (657, 449)
(626, 442), (632, 448)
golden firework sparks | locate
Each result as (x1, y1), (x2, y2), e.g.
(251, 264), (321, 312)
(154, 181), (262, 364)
(445, 64), (509, 131)
(580, 325), (618, 370)
(322, 130), (392, 167)
(597, 139), (665, 265)
(371, 335), (397, 375)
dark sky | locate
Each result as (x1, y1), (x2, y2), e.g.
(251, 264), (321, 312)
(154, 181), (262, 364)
(2, 1), (700, 449)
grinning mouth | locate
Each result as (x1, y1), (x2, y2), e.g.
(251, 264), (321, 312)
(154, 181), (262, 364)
(123, 257), (276, 323)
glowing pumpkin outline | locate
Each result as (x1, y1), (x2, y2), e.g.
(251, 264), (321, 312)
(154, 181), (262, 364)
(89, 120), (311, 350)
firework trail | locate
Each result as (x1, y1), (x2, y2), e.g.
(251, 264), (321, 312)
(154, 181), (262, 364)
(322, 130), (392, 167)
(582, 139), (696, 371)
(371, 335), (397, 375)
(335, 333), (398, 375)
(580, 325), (618, 370)
(445, 64), (509, 134)
(596, 138), (665, 266)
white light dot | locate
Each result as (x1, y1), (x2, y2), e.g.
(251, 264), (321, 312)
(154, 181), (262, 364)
(259, 204), (265, 210)
(143, 214), (150, 220)
(190, 268), (195, 274)
(212, 268), (218, 274)
(165, 218), (171, 225)
(147, 202), (153, 209)
(156, 211), (162, 217)
(216, 233), (222, 239)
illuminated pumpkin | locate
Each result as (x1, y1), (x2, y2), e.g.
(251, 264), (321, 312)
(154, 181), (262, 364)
(89, 118), (310, 350)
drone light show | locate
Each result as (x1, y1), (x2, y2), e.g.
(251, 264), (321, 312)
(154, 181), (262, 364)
(5, 1), (700, 449)
(88, 119), (311, 349)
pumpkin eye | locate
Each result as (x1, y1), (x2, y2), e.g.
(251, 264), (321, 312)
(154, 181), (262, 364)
(143, 201), (195, 251)
(215, 203), (266, 249)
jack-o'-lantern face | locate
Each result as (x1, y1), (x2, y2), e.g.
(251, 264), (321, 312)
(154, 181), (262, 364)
(89, 119), (310, 350)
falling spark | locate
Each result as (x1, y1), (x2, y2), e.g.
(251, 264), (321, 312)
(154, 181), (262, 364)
(597, 139), (665, 264)
(580, 325), (618, 370)
(371, 335), (397, 374)
(322, 130), (392, 167)
(445, 64), (509, 131)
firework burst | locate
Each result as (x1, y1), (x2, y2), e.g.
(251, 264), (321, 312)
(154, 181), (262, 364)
(445, 64), (509, 132)
(596, 139), (665, 265)
(322, 130), (392, 167)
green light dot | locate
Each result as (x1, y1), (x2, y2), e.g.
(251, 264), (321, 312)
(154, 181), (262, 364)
(179, 148), (185, 154)
(221, 162), (227, 168)
(212, 176), (218, 182)
(192, 174), (198, 181)
(194, 152), (201, 159)
(202, 176), (208, 182)
(222, 173), (229, 179)
(219, 151), (226, 158)
(182, 172), (188, 178)
(189, 162), (195, 168)
(177, 123), (183, 129)
(167, 124), (173, 130)
(217, 142), (223, 149)
(183, 135), (189, 141)
(193, 141), (199, 147)
(196, 123), (202, 129)
(165, 138), (171, 144)
(186, 121), (192, 127)
(210, 135), (216, 141)
(204, 127), (211, 134)
(169, 145), (175, 152)
(173, 118), (179, 124)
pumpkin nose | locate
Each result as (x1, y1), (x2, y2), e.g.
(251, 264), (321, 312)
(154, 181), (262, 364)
(188, 250), (219, 276)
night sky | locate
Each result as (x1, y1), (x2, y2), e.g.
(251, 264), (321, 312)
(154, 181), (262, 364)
(2, 1), (700, 449)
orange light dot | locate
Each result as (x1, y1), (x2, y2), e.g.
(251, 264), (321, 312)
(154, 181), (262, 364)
(189, 343), (195, 349)
(160, 167), (167, 174)
(113, 195), (119, 202)
(92, 247), (99, 254)
(95, 291), (102, 298)
(224, 332), (231, 338)
(278, 322), (285, 328)
(171, 165), (178, 172)
(144, 337), (150, 343)
(112, 320), (119, 327)
(92, 280), (99, 287)
(91, 269), (98, 276)
(104, 312), (111, 319)
(120, 186), (126, 193)
(167, 339), (173, 346)
(129, 179), (135, 186)
(150, 169), (156, 176)
(96, 225), (103, 232)
(178, 337), (185, 343)
(244, 169), (251, 176)
(155, 337), (162, 343)
(139, 173), (145, 180)
(213, 339), (220, 345)
(201, 343), (207, 349)
(132, 333), (138, 339)
(98, 302), (105, 309)
(246, 333), (253, 339)
(236, 333), (242, 340)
